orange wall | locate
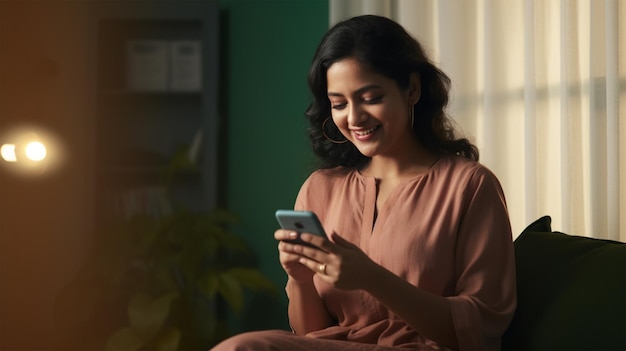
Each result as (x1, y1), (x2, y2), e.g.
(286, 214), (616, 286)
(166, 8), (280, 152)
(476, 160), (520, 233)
(0, 1), (330, 348)
(0, 2), (94, 349)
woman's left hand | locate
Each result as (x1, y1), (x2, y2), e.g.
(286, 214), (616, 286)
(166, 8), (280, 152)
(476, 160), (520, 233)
(291, 232), (379, 291)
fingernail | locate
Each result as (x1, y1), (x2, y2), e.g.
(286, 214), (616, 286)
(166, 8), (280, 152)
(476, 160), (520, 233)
(289, 231), (298, 238)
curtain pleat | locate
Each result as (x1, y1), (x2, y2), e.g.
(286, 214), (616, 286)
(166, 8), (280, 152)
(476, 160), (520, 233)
(329, 0), (624, 240)
(605, 0), (620, 240)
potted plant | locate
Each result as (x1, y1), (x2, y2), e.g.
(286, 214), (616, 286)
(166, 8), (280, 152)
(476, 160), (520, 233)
(55, 146), (277, 350)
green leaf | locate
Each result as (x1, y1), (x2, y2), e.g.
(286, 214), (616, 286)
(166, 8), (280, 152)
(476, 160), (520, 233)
(128, 292), (179, 339)
(153, 260), (179, 291)
(228, 268), (277, 293)
(217, 273), (244, 312)
(203, 273), (219, 297)
(154, 327), (181, 351)
(104, 327), (144, 351)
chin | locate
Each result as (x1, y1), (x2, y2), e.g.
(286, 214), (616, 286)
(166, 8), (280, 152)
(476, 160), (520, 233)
(355, 146), (380, 158)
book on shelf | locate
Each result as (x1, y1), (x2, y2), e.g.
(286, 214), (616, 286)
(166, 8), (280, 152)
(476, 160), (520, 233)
(170, 40), (202, 92)
(112, 186), (173, 220)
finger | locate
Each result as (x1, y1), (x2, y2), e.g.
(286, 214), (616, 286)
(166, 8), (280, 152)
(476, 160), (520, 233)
(298, 256), (328, 275)
(279, 240), (325, 263)
(299, 233), (333, 252)
(278, 240), (306, 254)
(330, 232), (358, 249)
(274, 229), (298, 241)
(279, 251), (304, 266)
(277, 243), (307, 265)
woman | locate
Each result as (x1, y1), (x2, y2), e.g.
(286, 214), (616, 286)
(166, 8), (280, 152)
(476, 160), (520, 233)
(211, 15), (516, 351)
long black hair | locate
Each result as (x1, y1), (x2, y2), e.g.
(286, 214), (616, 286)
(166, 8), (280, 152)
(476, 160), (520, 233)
(305, 15), (478, 169)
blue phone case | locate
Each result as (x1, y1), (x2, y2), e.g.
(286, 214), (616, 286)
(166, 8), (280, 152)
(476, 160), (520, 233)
(275, 210), (326, 247)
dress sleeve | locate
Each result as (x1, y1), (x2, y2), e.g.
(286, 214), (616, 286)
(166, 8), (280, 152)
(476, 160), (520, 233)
(447, 166), (517, 351)
(293, 175), (312, 211)
(293, 171), (328, 212)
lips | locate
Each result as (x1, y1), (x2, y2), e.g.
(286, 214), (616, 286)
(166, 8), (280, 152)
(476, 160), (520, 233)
(353, 125), (380, 137)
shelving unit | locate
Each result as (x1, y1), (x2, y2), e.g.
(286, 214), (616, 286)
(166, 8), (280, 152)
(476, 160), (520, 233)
(92, 1), (219, 224)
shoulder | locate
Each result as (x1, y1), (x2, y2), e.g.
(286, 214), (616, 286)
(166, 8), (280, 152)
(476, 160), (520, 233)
(433, 155), (505, 197)
(434, 155), (496, 180)
(301, 167), (358, 188)
(295, 167), (360, 211)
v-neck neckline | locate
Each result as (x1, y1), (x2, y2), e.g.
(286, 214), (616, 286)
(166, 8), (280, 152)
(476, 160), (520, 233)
(355, 156), (443, 242)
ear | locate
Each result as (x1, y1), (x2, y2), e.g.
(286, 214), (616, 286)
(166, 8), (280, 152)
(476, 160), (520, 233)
(408, 72), (421, 104)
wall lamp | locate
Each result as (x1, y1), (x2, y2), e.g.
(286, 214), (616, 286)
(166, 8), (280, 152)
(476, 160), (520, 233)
(0, 125), (63, 176)
(1, 141), (47, 162)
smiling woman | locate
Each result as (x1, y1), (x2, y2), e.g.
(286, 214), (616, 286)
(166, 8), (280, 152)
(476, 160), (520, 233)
(330, 0), (626, 239)
(325, 58), (420, 160)
(211, 15), (515, 351)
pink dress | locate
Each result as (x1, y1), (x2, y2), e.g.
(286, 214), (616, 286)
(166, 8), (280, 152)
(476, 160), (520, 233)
(211, 155), (516, 351)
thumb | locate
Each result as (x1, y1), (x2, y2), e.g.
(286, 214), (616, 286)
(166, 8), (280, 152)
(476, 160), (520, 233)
(330, 232), (358, 249)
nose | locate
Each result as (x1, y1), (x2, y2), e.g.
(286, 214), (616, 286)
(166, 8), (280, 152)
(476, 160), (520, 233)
(347, 103), (367, 126)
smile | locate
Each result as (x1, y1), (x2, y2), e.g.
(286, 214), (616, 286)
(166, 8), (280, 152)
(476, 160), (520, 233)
(353, 125), (380, 137)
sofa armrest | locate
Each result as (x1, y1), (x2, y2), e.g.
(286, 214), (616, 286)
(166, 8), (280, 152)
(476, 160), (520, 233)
(502, 217), (625, 351)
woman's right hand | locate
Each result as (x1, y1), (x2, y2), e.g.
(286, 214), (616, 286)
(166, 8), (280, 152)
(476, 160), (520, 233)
(274, 229), (317, 283)
(275, 229), (334, 334)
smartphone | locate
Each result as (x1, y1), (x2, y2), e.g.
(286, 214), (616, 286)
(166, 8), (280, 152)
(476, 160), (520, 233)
(275, 210), (326, 247)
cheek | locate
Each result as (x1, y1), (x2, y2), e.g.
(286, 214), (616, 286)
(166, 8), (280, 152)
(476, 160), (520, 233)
(386, 105), (410, 124)
(331, 114), (349, 131)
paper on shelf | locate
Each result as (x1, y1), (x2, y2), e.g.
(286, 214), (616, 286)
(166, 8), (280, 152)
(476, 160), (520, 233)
(170, 40), (202, 91)
(126, 40), (169, 91)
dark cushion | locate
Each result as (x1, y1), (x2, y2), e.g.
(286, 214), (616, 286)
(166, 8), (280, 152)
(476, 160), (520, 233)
(502, 216), (626, 351)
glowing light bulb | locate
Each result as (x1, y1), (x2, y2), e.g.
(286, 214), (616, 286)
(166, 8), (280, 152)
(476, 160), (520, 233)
(1, 144), (17, 162)
(25, 141), (46, 161)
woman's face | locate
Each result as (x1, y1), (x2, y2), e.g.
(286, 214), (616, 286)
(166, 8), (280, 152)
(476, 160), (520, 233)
(326, 58), (419, 159)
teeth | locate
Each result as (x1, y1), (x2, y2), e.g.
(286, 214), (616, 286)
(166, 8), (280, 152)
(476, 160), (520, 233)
(354, 126), (379, 136)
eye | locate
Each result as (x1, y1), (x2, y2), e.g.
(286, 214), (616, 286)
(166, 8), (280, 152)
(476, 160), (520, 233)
(363, 96), (383, 104)
(331, 102), (347, 110)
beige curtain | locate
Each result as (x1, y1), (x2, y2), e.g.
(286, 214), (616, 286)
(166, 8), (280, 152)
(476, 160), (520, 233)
(330, 0), (625, 241)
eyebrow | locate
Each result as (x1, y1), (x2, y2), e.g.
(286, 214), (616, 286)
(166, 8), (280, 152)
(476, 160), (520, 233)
(327, 84), (383, 97)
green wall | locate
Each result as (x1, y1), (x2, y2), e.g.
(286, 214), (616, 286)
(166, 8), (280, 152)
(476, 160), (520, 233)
(218, 0), (328, 332)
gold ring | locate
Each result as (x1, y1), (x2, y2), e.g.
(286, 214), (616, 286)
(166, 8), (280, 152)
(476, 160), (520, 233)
(318, 263), (326, 274)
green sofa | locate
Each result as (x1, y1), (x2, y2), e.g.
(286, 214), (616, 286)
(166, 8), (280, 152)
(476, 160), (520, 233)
(501, 216), (625, 351)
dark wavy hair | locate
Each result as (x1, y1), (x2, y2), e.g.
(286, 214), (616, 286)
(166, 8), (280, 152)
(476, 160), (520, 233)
(305, 15), (479, 169)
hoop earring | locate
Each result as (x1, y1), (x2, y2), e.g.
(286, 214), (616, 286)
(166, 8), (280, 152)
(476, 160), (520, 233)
(410, 104), (415, 129)
(322, 117), (348, 144)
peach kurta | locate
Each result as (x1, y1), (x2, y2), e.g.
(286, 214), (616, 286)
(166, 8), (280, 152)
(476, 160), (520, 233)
(287, 157), (516, 350)
(212, 155), (516, 351)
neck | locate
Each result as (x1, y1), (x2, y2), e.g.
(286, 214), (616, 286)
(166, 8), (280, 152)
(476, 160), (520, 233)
(362, 142), (438, 181)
